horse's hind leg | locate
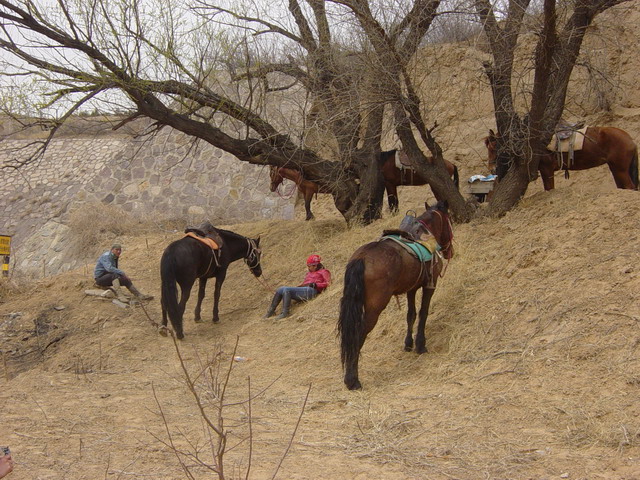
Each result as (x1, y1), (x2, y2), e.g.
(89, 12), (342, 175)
(177, 281), (193, 327)
(608, 162), (636, 189)
(415, 287), (435, 354)
(404, 290), (417, 351)
(160, 301), (169, 337)
(194, 278), (207, 323)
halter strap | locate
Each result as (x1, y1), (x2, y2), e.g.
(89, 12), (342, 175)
(244, 238), (261, 269)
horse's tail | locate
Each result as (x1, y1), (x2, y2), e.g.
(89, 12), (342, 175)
(160, 247), (183, 339)
(452, 165), (460, 190)
(338, 258), (366, 370)
(630, 146), (639, 190)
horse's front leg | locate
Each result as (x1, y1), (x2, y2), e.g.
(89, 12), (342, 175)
(386, 183), (399, 214)
(539, 160), (555, 190)
(404, 290), (417, 351)
(304, 190), (315, 221)
(212, 270), (227, 323)
(194, 278), (207, 323)
(415, 287), (435, 354)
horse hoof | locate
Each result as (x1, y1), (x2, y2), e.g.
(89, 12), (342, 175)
(158, 326), (168, 337)
(212, 318), (220, 324)
(194, 318), (203, 323)
(404, 345), (413, 352)
(416, 347), (427, 354)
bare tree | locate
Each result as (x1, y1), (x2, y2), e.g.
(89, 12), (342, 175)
(475, 0), (633, 215)
(0, 0), (475, 224)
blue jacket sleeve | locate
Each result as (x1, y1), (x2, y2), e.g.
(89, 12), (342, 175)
(94, 252), (125, 277)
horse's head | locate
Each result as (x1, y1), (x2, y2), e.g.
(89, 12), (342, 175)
(417, 200), (454, 260)
(484, 129), (498, 175)
(269, 166), (283, 192)
(245, 236), (262, 277)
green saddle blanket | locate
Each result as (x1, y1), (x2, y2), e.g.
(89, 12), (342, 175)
(382, 234), (434, 262)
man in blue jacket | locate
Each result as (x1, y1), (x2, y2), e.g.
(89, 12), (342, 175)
(94, 244), (153, 302)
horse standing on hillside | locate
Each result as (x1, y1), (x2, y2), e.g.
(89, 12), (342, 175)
(484, 127), (639, 190)
(269, 152), (459, 219)
(270, 166), (332, 221)
(338, 201), (454, 390)
(160, 225), (262, 339)
(380, 149), (459, 213)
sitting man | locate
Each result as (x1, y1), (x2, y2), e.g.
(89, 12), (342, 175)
(94, 244), (153, 302)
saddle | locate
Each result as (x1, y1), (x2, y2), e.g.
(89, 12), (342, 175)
(395, 150), (413, 169)
(382, 210), (440, 263)
(547, 120), (587, 152)
(184, 221), (224, 250)
(381, 231), (434, 262)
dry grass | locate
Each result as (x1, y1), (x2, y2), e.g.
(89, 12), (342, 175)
(3, 165), (640, 480)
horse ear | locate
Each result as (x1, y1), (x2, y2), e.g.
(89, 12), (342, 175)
(424, 200), (430, 210)
(489, 129), (495, 136)
(256, 235), (261, 245)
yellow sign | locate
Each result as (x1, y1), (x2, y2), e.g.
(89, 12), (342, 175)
(0, 235), (11, 256)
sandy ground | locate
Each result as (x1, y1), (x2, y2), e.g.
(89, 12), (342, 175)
(3, 3), (640, 478)
(1, 161), (640, 480)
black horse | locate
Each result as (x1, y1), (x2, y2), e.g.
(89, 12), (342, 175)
(160, 227), (262, 339)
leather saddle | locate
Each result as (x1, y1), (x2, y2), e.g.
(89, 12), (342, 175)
(185, 221), (224, 250)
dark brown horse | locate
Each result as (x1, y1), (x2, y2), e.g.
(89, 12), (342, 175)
(380, 150), (459, 213)
(270, 152), (459, 219)
(337, 201), (454, 390)
(269, 166), (332, 221)
(484, 127), (639, 190)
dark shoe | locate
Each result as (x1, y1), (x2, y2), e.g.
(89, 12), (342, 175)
(128, 285), (154, 301)
(264, 294), (281, 319)
(275, 311), (290, 320)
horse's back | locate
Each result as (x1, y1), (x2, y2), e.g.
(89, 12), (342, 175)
(161, 237), (207, 280)
(351, 239), (423, 295)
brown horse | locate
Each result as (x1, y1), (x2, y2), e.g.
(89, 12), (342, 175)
(380, 150), (459, 213)
(484, 127), (639, 190)
(337, 200), (454, 390)
(269, 166), (332, 221)
(269, 152), (459, 219)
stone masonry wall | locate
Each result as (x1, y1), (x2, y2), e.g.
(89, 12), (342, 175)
(0, 128), (295, 278)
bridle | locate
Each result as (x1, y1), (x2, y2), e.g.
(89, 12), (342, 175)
(244, 238), (262, 270)
(270, 167), (298, 199)
(418, 209), (454, 259)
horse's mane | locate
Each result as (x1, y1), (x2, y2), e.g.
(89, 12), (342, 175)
(429, 200), (449, 214)
(214, 227), (250, 240)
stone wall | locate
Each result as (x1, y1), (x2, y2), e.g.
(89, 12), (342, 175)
(0, 128), (296, 278)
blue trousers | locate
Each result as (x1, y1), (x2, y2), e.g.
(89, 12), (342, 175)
(271, 286), (317, 314)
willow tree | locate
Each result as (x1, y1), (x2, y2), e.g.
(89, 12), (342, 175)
(0, 0), (474, 224)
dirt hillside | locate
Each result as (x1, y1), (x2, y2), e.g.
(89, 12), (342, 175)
(2, 3), (640, 479)
(1, 158), (639, 479)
